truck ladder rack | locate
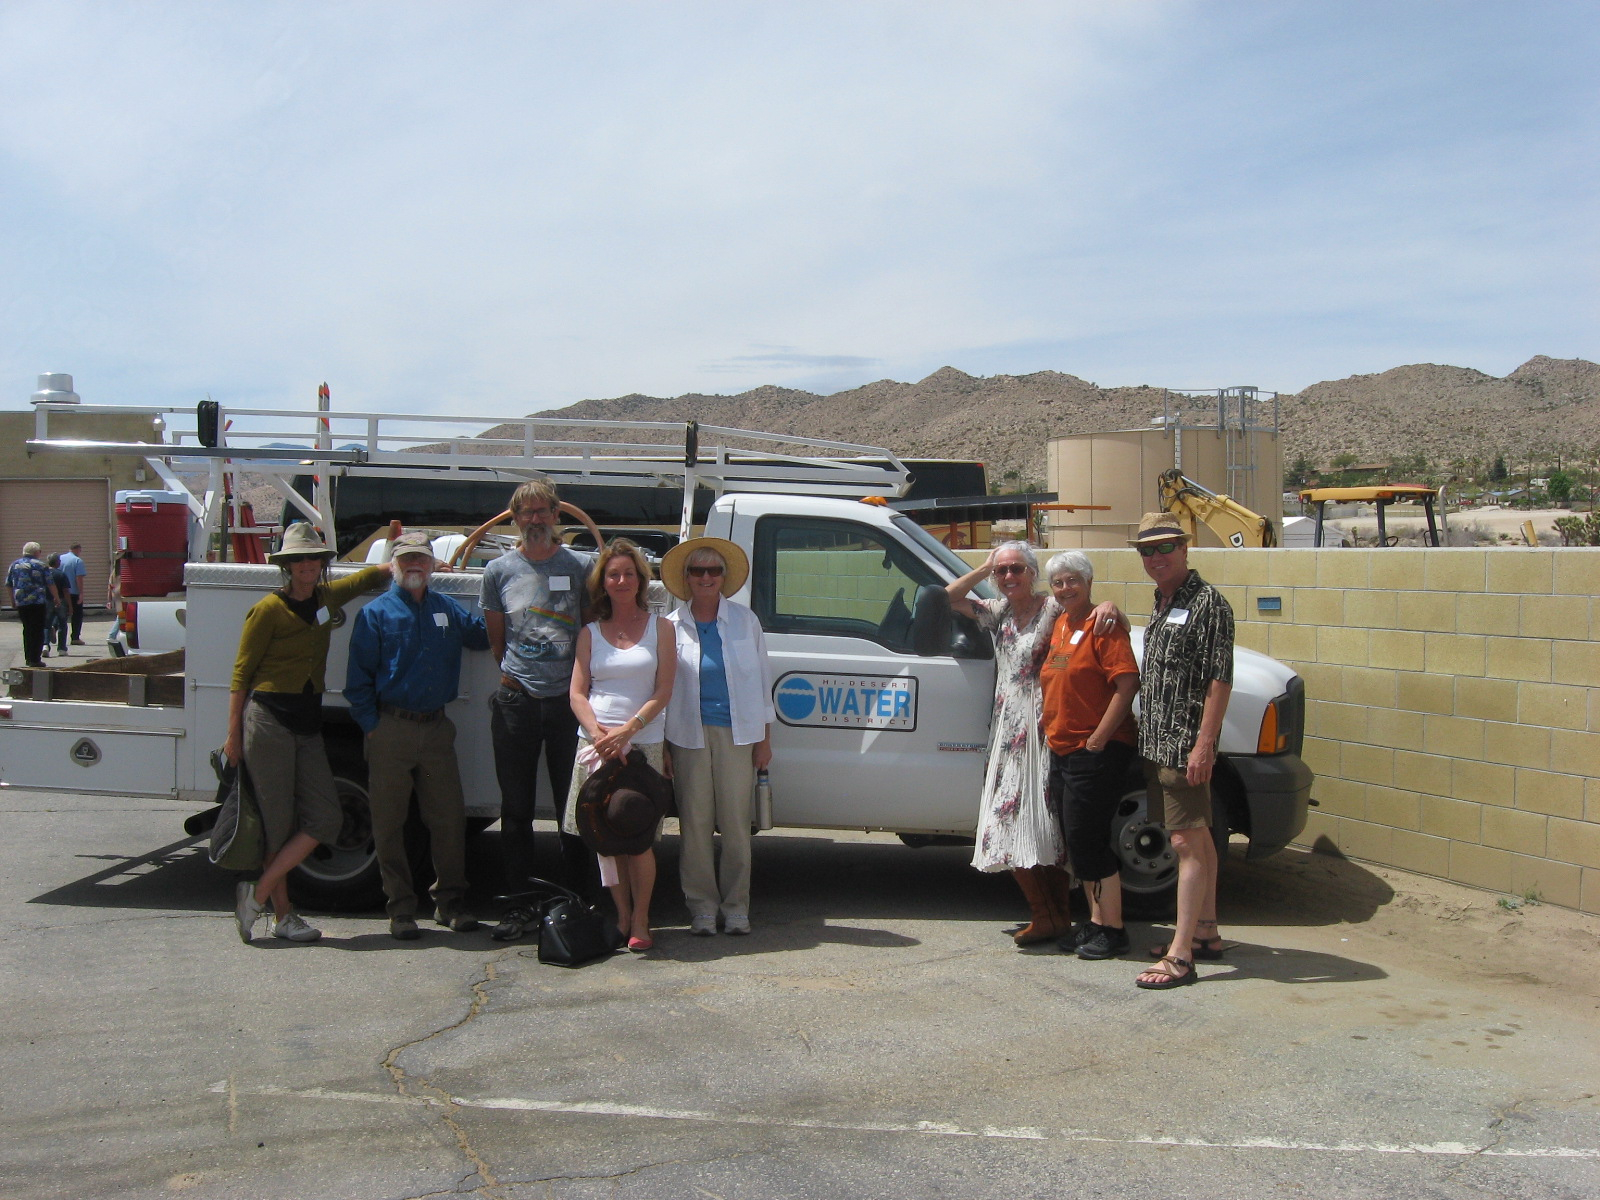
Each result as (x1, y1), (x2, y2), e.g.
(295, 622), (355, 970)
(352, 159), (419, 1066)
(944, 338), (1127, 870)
(27, 402), (912, 548)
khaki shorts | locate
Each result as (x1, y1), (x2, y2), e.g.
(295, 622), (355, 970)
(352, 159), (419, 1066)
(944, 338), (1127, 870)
(1143, 759), (1212, 831)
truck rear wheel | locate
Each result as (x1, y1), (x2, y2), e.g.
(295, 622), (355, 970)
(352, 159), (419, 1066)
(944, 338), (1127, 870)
(287, 772), (388, 911)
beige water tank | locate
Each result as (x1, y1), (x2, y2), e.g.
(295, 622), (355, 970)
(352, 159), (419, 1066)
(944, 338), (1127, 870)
(1046, 421), (1282, 549)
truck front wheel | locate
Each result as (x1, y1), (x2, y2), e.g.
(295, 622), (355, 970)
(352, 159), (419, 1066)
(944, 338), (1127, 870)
(1110, 779), (1233, 917)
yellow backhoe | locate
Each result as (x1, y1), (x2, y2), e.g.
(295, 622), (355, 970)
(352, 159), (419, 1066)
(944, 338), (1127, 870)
(1157, 468), (1277, 547)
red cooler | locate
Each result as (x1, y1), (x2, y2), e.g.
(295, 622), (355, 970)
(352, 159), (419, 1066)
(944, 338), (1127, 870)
(116, 490), (190, 597)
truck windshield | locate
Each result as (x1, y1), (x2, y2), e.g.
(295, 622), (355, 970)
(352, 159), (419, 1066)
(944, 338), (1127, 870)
(891, 515), (998, 600)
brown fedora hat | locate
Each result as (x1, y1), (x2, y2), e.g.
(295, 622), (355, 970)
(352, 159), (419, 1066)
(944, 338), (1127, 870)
(575, 751), (674, 857)
(1128, 512), (1192, 547)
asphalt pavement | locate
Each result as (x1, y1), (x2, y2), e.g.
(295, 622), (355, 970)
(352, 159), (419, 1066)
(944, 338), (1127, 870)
(1, 611), (1597, 1199)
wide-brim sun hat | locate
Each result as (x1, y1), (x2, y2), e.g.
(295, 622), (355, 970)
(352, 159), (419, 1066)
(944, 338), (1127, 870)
(268, 521), (336, 565)
(660, 536), (749, 600)
(576, 752), (675, 857)
(1128, 512), (1193, 547)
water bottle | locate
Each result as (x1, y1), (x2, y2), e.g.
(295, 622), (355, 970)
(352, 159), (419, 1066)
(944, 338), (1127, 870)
(753, 768), (774, 832)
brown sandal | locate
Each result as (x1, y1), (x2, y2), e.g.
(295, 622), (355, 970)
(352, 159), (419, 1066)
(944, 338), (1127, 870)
(1147, 938), (1225, 961)
(1136, 955), (1196, 990)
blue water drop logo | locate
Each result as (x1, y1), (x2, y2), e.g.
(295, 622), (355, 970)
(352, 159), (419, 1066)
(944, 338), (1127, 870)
(775, 676), (816, 721)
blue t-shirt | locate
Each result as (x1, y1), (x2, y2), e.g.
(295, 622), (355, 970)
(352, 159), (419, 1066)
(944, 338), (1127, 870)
(696, 619), (732, 727)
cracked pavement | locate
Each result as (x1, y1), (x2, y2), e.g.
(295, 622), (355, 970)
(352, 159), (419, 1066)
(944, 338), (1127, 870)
(1, 786), (1597, 1199)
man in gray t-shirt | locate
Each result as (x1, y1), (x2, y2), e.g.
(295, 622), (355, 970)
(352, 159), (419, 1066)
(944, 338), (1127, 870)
(480, 482), (597, 940)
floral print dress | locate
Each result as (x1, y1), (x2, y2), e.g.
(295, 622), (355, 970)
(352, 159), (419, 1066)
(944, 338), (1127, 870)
(970, 596), (1067, 873)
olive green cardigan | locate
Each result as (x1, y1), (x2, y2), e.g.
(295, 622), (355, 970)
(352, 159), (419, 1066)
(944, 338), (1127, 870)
(230, 566), (386, 694)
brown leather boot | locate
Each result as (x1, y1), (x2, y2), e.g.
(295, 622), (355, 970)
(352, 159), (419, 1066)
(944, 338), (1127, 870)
(1011, 867), (1071, 945)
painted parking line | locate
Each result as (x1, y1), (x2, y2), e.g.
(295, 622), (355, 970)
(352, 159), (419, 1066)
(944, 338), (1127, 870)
(208, 1082), (1600, 1159)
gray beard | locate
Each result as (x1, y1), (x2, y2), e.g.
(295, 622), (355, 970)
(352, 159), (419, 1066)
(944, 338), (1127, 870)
(401, 570), (428, 590)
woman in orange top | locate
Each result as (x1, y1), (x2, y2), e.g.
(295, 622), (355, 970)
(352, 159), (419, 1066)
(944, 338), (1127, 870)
(1038, 551), (1140, 961)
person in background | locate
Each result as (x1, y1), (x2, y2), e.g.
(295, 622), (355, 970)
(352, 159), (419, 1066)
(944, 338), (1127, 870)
(6, 541), (56, 670)
(566, 539), (676, 951)
(345, 531), (489, 941)
(59, 542), (87, 644)
(227, 522), (391, 944)
(662, 537), (773, 937)
(44, 554), (71, 658)
(1128, 513), (1234, 990)
(1037, 551), (1139, 961)
(481, 480), (595, 941)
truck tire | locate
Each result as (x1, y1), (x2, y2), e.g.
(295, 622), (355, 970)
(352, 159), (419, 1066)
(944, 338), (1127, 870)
(1110, 775), (1233, 918)
(286, 770), (388, 911)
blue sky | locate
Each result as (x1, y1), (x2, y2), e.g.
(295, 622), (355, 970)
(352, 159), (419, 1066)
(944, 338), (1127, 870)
(2, 1), (1595, 422)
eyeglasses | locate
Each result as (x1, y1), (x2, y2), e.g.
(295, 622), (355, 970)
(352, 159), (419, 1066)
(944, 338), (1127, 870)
(687, 565), (725, 577)
(516, 506), (554, 519)
(1137, 542), (1181, 558)
(280, 554), (323, 564)
(992, 564), (1031, 577)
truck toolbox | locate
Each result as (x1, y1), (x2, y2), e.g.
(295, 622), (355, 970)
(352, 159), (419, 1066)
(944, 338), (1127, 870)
(0, 702), (183, 797)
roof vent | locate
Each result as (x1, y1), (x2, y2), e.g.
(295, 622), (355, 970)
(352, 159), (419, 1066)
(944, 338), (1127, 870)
(31, 373), (82, 405)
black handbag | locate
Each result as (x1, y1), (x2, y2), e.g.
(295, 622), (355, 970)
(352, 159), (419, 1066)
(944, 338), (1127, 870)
(515, 880), (623, 968)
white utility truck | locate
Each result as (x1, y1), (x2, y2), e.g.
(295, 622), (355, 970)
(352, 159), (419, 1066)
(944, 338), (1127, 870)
(1, 401), (1313, 910)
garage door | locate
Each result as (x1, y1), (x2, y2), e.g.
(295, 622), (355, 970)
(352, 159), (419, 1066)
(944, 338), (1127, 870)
(0, 479), (111, 611)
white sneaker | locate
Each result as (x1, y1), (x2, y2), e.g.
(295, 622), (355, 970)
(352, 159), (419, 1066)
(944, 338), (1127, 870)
(689, 914), (717, 937)
(724, 914), (751, 935)
(273, 912), (322, 943)
(39, 646), (49, 658)
(234, 881), (264, 943)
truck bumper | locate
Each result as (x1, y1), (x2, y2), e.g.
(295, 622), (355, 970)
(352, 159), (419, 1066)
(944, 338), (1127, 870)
(1231, 754), (1314, 860)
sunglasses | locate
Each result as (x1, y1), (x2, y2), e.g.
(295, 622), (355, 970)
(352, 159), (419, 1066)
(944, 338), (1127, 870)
(280, 553), (324, 564)
(992, 564), (1031, 577)
(516, 505), (554, 518)
(1137, 542), (1182, 558)
(687, 565), (725, 577)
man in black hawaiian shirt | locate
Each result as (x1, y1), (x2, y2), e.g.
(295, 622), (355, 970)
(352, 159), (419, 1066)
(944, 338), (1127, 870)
(1129, 513), (1233, 990)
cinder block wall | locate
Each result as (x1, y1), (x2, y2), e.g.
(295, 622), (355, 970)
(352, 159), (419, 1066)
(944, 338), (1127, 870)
(1029, 546), (1600, 913)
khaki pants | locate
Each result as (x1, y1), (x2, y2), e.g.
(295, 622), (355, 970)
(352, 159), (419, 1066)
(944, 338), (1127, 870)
(244, 702), (343, 857)
(366, 712), (469, 920)
(670, 725), (755, 919)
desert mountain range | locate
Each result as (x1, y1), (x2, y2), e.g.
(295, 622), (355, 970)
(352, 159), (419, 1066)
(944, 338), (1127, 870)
(502, 355), (1599, 488)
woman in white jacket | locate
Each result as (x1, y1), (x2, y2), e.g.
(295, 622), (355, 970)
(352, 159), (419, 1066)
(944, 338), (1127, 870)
(662, 537), (774, 937)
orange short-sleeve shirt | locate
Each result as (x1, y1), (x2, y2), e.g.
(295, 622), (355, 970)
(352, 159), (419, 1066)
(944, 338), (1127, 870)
(1039, 611), (1140, 756)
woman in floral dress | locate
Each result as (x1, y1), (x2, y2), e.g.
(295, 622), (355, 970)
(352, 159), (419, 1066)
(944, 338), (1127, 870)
(946, 541), (1074, 944)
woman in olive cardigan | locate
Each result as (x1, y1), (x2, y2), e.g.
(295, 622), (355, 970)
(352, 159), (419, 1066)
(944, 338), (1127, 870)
(226, 523), (390, 943)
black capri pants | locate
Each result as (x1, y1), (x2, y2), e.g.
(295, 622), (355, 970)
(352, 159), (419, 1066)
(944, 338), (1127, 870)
(1048, 740), (1136, 882)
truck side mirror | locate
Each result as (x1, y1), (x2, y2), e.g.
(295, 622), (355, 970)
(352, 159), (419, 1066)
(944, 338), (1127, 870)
(910, 585), (953, 657)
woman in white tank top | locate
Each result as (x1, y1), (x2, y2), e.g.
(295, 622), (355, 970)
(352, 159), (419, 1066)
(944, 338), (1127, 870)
(568, 540), (676, 950)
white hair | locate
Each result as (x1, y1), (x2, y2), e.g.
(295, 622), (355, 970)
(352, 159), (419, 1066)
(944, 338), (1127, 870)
(686, 546), (726, 570)
(1046, 551), (1094, 583)
(993, 540), (1038, 573)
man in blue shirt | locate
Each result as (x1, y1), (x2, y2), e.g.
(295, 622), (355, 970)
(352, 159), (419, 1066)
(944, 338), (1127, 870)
(58, 543), (88, 644)
(346, 531), (490, 940)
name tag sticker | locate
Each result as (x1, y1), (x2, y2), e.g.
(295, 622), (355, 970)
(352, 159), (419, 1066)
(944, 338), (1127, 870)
(315, 607), (331, 625)
(1166, 608), (1190, 626)
(1069, 629), (1085, 645)
(433, 612), (449, 628)
(550, 576), (571, 591)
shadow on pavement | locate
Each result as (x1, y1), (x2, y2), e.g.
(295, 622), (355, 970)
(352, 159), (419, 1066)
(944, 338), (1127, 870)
(1215, 836), (1396, 928)
(28, 828), (1399, 955)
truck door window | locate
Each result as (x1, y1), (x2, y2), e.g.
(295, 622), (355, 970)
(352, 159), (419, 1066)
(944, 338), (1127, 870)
(751, 516), (944, 654)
